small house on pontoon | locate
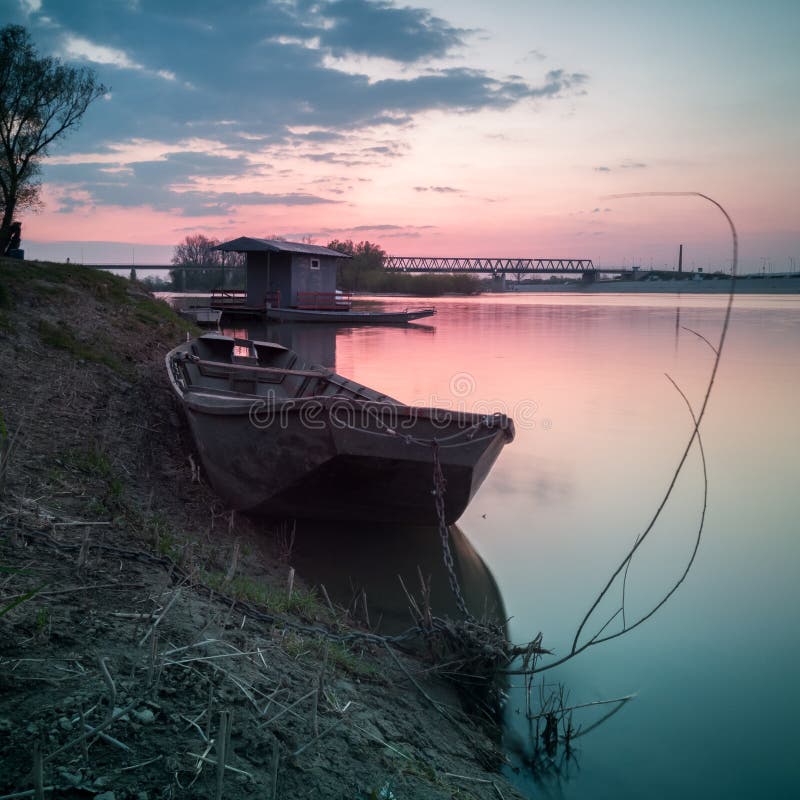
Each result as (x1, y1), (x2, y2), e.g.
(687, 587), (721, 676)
(213, 237), (351, 310)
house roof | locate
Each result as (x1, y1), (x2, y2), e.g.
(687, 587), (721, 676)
(214, 237), (351, 258)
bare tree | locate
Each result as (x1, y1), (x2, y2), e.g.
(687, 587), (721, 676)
(171, 234), (245, 267)
(0, 25), (106, 255)
(171, 234), (221, 267)
(170, 233), (245, 291)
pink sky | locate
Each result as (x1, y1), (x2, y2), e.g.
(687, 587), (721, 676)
(11, 0), (799, 272)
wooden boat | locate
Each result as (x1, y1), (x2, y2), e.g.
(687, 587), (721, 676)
(264, 306), (436, 324)
(166, 333), (514, 524)
(178, 306), (223, 326)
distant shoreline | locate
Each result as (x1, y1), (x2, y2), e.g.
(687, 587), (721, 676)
(355, 276), (800, 297)
(501, 276), (800, 294)
(496, 277), (800, 294)
(153, 277), (800, 302)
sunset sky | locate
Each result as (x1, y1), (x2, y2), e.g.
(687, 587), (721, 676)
(5, 0), (799, 271)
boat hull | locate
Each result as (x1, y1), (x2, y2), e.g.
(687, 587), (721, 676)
(265, 307), (435, 324)
(179, 307), (223, 326)
(166, 335), (513, 524)
(181, 394), (510, 524)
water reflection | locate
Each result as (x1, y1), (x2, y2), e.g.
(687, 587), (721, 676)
(288, 520), (507, 636)
(221, 321), (338, 367)
(221, 318), (434, 370)
(173, 292), (799, 798)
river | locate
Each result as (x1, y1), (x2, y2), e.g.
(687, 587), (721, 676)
(215, 291), (799, 799)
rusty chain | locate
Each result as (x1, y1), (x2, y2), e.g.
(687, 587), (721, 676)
(431, 440), (474, 623)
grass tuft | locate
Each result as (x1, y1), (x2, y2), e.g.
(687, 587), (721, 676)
(10, 261), (130, 304)
(279, 631), (381, 679)
(0, 278), (11, 332)
(201, 571), (326, 619)
(0, 410), (10, 497)
(62, 446), (112, 477)
(37, 320), (130, 377)
(132, 295), (185, 327)
(145, 512), (182, 559)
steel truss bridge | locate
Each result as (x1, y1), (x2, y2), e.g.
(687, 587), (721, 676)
(384, 256), (610, 275)
(83, 257), (623, 276)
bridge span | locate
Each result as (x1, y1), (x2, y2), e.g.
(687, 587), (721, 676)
(383, 256), (627, 275)
(80, 257), (627, 276)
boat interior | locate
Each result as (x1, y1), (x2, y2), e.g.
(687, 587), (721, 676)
(174, 334), (397, 403)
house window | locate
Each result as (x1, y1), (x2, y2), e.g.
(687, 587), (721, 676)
(310, 258), (320, 270)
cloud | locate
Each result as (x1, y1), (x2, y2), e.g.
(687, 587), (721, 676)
(19, 0), (43, 14)
(135, 151), (253, 181)
(298, 138), (405, 166)
(595, 160), (646, 172)
(314, 223), (438, 236)
(343, 223), (437, 233)
(14, 1), (588, 149)
(381, 231), (423, 238)
(62, 34), (139, 69)
(290, 130), (347, 143)
(315, 0), (468, 63)
(9, 0), (591, 220)
(350, 224), (403, 231)
(44, 153), (339, 215)
(172, 223), (239, 233)
(45, 150), (250, 186)
(363, 145), (399, 155)
(54, 193), (94, 214)
(366, 68), (588, 118)
(541, 69), (589, 95)
(175, 192), (340, 216)
(413, 185), (461, 193)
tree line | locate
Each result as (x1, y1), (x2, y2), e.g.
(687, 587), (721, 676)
(326, 239), (480, 295)
(162, 235), (480, 295)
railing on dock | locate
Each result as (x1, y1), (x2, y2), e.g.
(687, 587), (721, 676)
(210, 288), (246, 306)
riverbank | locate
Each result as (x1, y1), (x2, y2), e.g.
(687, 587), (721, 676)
(0, 259), (524, 799)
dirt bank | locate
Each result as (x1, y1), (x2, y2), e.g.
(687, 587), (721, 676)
(0, 259), (524, 799)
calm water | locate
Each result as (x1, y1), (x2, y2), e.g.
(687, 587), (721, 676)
(221, 293), (799, 799)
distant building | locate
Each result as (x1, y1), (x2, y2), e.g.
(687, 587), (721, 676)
(214, 237), (350, 308)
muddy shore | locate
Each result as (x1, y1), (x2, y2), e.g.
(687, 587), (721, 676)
(0, 259), (526, 799)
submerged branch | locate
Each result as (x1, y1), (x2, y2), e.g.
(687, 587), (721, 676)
(526, 692), (637, 720)
(532, 191), (736, 673)
(681, 325), (719, 355)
